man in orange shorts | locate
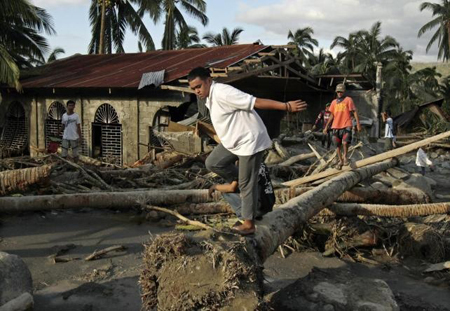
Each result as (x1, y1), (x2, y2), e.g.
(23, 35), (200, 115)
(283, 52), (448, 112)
(324, 84), (361, 169)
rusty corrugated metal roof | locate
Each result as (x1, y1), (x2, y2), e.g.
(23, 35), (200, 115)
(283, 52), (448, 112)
(21, 44), (268, 89)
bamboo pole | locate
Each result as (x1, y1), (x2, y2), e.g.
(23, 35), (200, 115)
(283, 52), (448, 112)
(284, 130), (450, 187)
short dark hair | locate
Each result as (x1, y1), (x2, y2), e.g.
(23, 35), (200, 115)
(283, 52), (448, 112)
(187, 67), (211, 82)
(385, 109), (391, 116)
(67, 100), (76, 106)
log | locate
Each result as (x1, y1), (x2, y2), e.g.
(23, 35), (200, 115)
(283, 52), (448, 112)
(273, 152), (315, 167)
(139, 159), (397, 310)
(0, 292), (34, 311)
(274, 140), (290, 160)
(275, 186), (430, 205)
(0, 189), (221, 213)
(284, 130), (450, 187)
(0, 164), (53, 195)
(328, 202), (450, 217)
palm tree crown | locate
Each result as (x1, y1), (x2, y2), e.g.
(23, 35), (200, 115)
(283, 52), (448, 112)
(203, 27), (243, 46)
(139, 0), (208, 50)
(287, 27), (318, 64)
(0, 0), (55, 89)
(418, 0), (450, 61)
(89, 0), (155, 54)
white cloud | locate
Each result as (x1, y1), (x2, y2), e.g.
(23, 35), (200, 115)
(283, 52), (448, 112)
(236, 0), (440, 61)
(31, 0), (89, 7)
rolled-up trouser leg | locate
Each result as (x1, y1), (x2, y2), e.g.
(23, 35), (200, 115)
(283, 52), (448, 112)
(205, 143), (239, 183)
(61, 139), (69, 157)
(238, 151), (263, 220)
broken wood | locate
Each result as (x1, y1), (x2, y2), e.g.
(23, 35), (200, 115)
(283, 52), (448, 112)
(145, 205), (212, 230)
(274, 140), (290, 160)
(196, 120), (220, 143)
(273, 152), (315, 167)
(328, 202), (450, 217)
(308, 143), (326, 166)
(85, 245), (127, 261)
(284, 130), (450, 187)
(139, 159), (397, 309)
(323, 230), (378, 257)
(0, 164), (53, 195)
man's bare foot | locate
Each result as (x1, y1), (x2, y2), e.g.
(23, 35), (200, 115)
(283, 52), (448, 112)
(232, 220), (255, 236)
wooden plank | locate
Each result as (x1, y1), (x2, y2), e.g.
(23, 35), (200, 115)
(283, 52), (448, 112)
(308, 143), (326, 165)
(218, 59), (295, 84)
(210, 73), (228, 78)
(160, 85), (194, 93)
(197, 120), (220, 143)
(283, 130), (450, 187)
(168, 121), (195, 133)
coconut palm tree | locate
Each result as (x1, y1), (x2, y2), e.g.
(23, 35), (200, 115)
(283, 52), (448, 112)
(353, 22), (399, 81)
(287, 27), (318, 65)
(0, 0), (55, 89)
(307, 48), (340, 75)
(203, 27), (243, 46)
(47, 47), (65, 63)
(330, 33), (361, 72)
(139, 0), (208, 50)
(418, 0), (450, 61)
(89, 0), (155, 54)
(175, 26), (205, 49)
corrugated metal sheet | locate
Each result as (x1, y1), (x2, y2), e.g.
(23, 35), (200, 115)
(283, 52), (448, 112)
(138, 69), (165, 89)
(21, 44), (268, 89)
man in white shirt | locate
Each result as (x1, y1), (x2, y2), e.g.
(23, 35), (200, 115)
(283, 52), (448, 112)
(59, 100), (82, 162)
(416, 147), (434, 175)
(188, 67), (307, 235)
(381, 109), (396, 151)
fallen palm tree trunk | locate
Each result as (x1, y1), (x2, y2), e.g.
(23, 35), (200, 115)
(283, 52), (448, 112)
(0, 189), (221, 213)
(140, 159), (397, 310)
(275, 186), (430, 205)
(0, 164), (53, 195)
(284, 130), (450, 187)
(328, 202), (450, 217)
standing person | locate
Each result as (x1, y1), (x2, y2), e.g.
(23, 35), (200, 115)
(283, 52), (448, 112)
(416, 147), (434, 175)
(323, 83), (361, 169)
(381, 109), (396, 151)
(188, 67), (307, 235)
(59, 100), (82, 162)
(312, 103), (332, 149)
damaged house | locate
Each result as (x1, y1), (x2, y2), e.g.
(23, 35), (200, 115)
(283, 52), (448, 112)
(0, 44), (381, 165)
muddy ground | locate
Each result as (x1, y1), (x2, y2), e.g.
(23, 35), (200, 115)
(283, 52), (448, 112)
(1, 208), (449, 310)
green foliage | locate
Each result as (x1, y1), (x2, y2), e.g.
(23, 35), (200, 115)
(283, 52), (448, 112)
(287, 27), (318, 65)
(138, 0), (208, 51)
(89, 0), (155, 54)
(418, 0), (450, 61)
(0, 0), (55, 89)
(203, 27), (243, 46)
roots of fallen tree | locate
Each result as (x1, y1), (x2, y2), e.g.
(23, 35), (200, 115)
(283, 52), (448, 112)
(139, 233), (262, 311)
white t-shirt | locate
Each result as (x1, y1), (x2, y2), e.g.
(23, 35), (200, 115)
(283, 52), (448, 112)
(416, 148), (432, 167)
(384, 117), (394, 138)
(62, 113), (81, 140)
(205, 82), (272, 156)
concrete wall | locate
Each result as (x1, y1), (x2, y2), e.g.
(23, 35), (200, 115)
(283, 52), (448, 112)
(1, 92), (188, 165)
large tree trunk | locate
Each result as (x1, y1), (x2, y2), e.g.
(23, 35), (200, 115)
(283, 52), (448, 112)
(284, 130), (450, 187)
(140, 159), (398, 310)
(0, 189), (221, 213)
(328, 202), (450, 217)
(275, 186), (430, 205)
(0, 165), (53, 196)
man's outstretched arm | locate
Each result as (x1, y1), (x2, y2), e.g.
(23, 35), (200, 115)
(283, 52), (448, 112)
(254, 98), (307, 112)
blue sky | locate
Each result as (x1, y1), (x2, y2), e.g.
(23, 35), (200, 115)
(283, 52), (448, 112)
(32, 0), (446, 62)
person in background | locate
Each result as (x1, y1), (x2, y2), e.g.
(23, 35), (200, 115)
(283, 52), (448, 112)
(382, 109), (396, 151)
(59, 100), (82, 162)
(416, 147), (434, 175)
(323, 83), (361, 169)
(312, 102), (332, 149)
